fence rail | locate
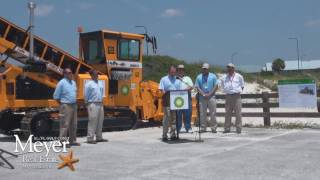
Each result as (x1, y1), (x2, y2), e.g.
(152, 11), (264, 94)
(213, 90), (320, 126)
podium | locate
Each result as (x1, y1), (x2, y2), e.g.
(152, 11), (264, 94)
(163, 90), (190, 140)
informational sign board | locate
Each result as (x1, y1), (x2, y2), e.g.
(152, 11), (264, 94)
(278, 79), (317, 108)
(170, 90), (189, 110)
(84, 79), (106, 97)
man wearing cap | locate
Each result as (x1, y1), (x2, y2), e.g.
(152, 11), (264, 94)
(177, 64), (194, 133)
(195, 63), (218, 133)
(220, 63), (244, 134)
(159, 65), (181, 141)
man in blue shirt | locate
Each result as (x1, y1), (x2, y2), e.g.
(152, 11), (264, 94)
(159, 65), (181, 141)
(84, 70), (107, 144)
(195, 63), (218, 133)
(53, 68), (80, 147)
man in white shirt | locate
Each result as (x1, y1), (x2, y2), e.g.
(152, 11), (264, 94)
(177, 64), (194, 133)
(220, 63), (244, 134)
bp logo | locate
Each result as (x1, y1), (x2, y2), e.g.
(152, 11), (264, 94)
(121, 85), (130, 95)
(174, 97), (184, 108)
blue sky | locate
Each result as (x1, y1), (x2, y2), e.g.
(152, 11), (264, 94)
(1, 0), (320, 69)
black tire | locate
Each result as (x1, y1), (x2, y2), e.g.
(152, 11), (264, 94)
(0, 110), (23, 131)
(30, 113), (52, 137)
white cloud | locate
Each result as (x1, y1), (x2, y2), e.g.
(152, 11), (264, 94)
(35, 4), (54, 17)
(173, 33), (185, 39)
(161, 8), (183, 18)
(305, 19), (320, 27)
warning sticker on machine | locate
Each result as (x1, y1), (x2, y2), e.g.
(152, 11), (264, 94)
(131, 83), (136, 90)
(106, 60), (142, 68)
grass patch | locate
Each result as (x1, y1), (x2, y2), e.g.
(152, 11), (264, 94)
(143, 55), (244, 82)
(142, 55), (320, 90)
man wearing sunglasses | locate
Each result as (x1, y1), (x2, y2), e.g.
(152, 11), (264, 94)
(53, 68), (80, 147)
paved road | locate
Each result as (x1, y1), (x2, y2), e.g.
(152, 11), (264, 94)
(1, 127), (320, 180)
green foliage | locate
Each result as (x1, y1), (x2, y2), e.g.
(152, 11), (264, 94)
(142, 56), (320, 90)
(241, 72), (256, 83)
(142, 55), (224, 82)
(272, 58), (286, 73)
(254, 69), (320, 91)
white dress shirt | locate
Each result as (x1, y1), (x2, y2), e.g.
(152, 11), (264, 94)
(220, 72), (244, 94)
(180, 76), (194, 90)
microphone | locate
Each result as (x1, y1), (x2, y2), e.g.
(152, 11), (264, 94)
(176, 76), (193, 89)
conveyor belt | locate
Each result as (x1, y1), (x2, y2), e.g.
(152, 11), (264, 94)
(0, 16), (98, 78)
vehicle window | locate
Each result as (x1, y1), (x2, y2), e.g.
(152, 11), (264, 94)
(119, 39), (140, 61)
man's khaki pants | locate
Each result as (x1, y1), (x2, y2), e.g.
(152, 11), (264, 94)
(199, 96), (217, 131)
(87, 102), (104, 141)
(225, 94), (242, 131)
(162, 106), (176, 138)
(59, 103), (77, 143)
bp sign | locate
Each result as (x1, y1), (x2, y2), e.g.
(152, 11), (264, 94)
(121, 85), (130, 95)
(170, 90), (189, 110)
(174, 97), (184, 108)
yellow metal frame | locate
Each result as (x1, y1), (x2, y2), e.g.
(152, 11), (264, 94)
(0, 16), (166, 122)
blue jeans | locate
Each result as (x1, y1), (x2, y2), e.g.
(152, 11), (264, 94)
(177, 100), (192, 131)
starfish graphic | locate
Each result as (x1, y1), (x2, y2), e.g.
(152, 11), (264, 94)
(57, 150), (79, 171)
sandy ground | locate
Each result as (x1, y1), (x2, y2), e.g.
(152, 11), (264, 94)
(1, 127), (320, 180)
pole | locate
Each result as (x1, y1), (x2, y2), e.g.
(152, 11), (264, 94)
(231, 52), (237, 64)
(144, 27), (149, 56)
(296, 39), (300, 71)
(288, 37), (300, 71)
(262, 92), (270, 127)
(196, 93), (201, 141)
(176, 110), (179, 140)
(135, 25), (148, 56)
(28, 2), (36, 61)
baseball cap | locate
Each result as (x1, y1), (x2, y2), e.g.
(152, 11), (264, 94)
(177, 64), (185, 69)
(202, 63), (210, 69)
(226, 63), (235, 68)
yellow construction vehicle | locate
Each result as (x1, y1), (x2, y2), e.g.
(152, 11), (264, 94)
(0, 16), (164, 137)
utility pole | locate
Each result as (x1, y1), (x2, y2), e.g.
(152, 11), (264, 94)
(231, 52), (237, 64)
(135, 25), (148, 56)
(28, 2), (36, 61)
(288, 37), (300, 71)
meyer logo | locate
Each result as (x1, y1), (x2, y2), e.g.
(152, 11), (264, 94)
(14, 135), (68, 156)
(13, 135), (79, 170)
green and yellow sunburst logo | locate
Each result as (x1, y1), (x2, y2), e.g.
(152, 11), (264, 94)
(174, 97), (184, 108)
(121, 85), (130, 96)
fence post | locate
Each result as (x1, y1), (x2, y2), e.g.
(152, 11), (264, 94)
(262, 91), (271, 127)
